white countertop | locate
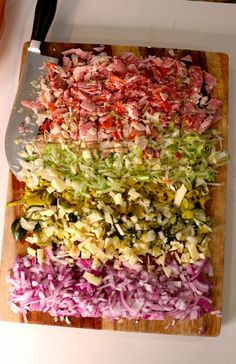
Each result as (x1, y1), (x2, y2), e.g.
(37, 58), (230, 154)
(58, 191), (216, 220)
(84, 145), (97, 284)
(0, 1), (236, 363)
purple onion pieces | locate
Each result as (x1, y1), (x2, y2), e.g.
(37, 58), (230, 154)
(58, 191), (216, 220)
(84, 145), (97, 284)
(6, 255), (216, 321)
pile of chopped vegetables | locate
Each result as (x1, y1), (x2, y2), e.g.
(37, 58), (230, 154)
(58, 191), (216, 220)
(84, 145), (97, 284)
(7, 254), (214, 321)
(7, 47), (228, 322)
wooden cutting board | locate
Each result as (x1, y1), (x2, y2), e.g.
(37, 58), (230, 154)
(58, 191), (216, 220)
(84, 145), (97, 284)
(0, 42), (228, 336)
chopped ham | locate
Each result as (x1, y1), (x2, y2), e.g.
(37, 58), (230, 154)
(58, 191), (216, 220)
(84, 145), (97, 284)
(80, 98), (96, 112)
(62, 56), (72, 73)
(22, 48), (222, 146)
(111, 59), (127, 75)
(62, 48), (91, 60)
(181, 55), (193, 63)
(73, 66), (90, 82)
(197, 115), (214, 134)
(206, 98), (222, 113)
(204, 72), (217, 94)
(21, 100), (45, 111)
(189, 66), (203, 95)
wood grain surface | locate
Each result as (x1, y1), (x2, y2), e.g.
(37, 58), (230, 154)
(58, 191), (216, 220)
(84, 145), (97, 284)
(0, 0), (6, 39)
(0, 42), (228, 336)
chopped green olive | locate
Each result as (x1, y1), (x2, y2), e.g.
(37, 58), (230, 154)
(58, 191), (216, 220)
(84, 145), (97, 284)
(68, 213), (78, 222)
(34, 222), (41, 231)
(11, 218), (27, 241)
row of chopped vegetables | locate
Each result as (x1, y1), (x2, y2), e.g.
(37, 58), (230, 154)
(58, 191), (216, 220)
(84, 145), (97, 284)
(7, 48), (227, 322)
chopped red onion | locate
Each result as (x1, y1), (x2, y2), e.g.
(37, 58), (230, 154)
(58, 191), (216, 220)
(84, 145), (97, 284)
(6, 255), (217, 321)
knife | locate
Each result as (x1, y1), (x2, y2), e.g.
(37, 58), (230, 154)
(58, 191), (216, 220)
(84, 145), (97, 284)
(5, 0), (58, 176)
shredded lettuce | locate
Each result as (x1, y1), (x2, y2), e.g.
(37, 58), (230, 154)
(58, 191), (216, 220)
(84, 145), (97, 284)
(18, 126), (226, 198)
(12, 124), (227, 266)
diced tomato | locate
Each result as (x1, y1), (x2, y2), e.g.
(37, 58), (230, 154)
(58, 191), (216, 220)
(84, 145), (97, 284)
(104, 104), (111, 112)
(109, 74), (125, 91)
(39, 118), (52, 132)
(128, 130), (139, 140)
(96, 95), (106, 102)
(46, 62), (58, 70)
(101, 116), (113, 129)
(48, 102), (56, 112)
(162, 100), (171, 112)
(175, 151), (182, 160)
(112, 130), (121, 141)
(57, 118), (64, 125)
(114, 101), (124, 115)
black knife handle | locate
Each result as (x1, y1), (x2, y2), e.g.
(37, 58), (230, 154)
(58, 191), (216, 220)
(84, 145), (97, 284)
(31, 0), (57, 42)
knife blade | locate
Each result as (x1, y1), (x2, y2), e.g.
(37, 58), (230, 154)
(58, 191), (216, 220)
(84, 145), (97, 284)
(5, 0), (58, 176)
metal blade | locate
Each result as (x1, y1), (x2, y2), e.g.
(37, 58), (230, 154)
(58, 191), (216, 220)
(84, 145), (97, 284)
(5, 51), (58, 176)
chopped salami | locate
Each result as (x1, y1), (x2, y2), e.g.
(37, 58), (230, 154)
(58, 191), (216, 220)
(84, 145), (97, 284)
(22, 48), (221, 147)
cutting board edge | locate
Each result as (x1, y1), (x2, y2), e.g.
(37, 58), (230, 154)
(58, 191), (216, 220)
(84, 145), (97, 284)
(0, 309), (222, 337)
(22, 41), (230, 61)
